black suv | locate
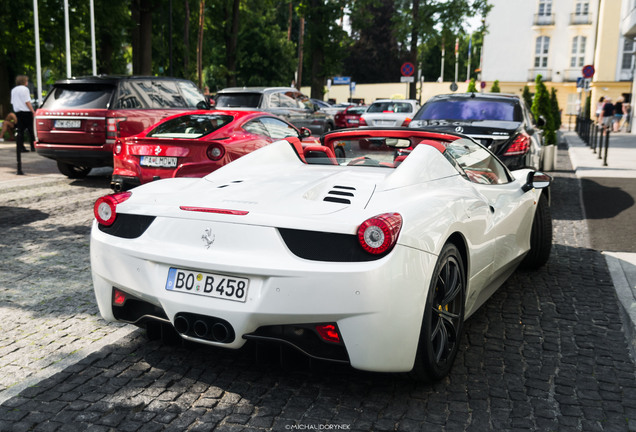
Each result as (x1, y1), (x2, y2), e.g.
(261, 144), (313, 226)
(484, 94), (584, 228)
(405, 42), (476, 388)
(35, 76), (208, 178)
(214, 87), (334, 135)
(409, 93), (544, 170)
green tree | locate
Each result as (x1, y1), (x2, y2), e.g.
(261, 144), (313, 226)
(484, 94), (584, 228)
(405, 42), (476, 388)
(550, 87), (561, 130)
(531, 75), (555, 145)
(467, 78), (477, 92)
(522, 85), (533, 109)
(490, 79), (500, 93)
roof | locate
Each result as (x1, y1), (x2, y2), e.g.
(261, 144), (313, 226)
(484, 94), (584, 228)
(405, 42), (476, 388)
(53, 75), (195, 86)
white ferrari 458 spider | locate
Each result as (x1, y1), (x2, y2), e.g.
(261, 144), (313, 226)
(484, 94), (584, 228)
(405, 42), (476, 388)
(90, 128), (552, 381)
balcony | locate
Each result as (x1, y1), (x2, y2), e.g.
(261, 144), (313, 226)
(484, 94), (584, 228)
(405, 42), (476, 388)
(563, 69), (583, 81)
(533, 13), (555, 26)
(528, 68), (552, 82)
(570, 13), (592, 25)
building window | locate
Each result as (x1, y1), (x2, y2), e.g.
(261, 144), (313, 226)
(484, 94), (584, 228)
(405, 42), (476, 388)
(622, 38), (635, 71)
(535, 36), (550, 68)
(538, 0), (552, 16)
(574, 0), (589, 15)
(570, 36), (587, 68)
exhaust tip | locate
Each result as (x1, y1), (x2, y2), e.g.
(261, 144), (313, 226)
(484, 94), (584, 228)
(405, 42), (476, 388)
(193, 320), (209, 338)
(174, 315), (189, 334)
(212, 323), (230, 342)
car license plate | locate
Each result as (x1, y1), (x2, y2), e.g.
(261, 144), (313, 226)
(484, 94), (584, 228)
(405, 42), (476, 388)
(140, 156), (178, 168)
(347, 119), (359, 124)
(54, 119), (81, 128)
(165, 268), (249, 302)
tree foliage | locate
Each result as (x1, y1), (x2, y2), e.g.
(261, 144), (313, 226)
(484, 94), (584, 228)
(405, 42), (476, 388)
(1, 0), (492, 114)
(531, 75), (556, 145)
(490, 79), (500, 92)
(467, 78), (477, 92)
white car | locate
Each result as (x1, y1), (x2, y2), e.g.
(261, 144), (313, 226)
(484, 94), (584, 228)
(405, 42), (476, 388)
(360, 99), (420, 127)
(90, 128), (552, 382)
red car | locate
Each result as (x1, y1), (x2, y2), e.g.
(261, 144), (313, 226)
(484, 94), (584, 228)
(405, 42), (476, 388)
(334, 105), (368, 129)
(111, 110), (318, 191)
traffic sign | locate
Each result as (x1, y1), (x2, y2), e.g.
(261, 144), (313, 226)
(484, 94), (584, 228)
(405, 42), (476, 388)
(582, 65), (595, 79)
(401, 62), (415, 77)
(400, 76), (415, 83)
(333, 76), (351, 85)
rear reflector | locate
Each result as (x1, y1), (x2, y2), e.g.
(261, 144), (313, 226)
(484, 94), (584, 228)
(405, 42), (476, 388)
(113, 288), (127, 306)
(315, 324), (341, 344)
(180, 206), (249, 215)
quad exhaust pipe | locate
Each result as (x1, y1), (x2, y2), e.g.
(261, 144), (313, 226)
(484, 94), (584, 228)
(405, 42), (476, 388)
(173, 313), (234, 343)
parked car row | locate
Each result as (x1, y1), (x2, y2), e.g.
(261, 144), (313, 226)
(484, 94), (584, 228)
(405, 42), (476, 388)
(33, 76), (546, 191)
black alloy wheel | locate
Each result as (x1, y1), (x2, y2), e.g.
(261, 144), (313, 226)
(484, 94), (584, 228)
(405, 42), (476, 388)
(412, 243), (466, 382)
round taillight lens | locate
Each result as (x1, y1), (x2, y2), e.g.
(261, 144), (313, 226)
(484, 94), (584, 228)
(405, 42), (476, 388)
(114, 139), (123, 155)
(207, 144), (225, 161)
(357, 213), (403, 255)
(94, 192), (132, 226)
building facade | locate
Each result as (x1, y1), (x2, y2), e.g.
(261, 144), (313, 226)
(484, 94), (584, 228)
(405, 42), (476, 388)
(482, 0), (631, 125)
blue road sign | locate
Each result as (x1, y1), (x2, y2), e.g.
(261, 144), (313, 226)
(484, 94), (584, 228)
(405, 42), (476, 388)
(333, 76), (351, 85)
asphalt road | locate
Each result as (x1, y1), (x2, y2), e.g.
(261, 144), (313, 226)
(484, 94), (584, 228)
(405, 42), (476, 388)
(581, 177), (636, 253)
(1, 142), (636, 431)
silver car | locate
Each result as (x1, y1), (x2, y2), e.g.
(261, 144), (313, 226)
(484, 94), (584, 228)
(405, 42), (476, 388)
(215, 87), (335, 135)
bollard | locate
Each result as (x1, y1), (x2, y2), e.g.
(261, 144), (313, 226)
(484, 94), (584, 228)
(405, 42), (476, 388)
(591, 123), (597, 152)
(603, 128), (610, 166)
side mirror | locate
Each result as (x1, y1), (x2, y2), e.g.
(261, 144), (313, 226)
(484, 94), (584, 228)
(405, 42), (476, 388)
(299, 127), (312, 138)
(536, 116), (546, 128)
(522, 171), (551, 192)
(196, 100), (210, 110)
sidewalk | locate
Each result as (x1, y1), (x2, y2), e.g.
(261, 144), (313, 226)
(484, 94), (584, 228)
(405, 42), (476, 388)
(562, 130), (636, 357)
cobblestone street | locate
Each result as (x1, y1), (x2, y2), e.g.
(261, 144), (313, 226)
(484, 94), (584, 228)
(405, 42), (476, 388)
(1, 146), (636, 431)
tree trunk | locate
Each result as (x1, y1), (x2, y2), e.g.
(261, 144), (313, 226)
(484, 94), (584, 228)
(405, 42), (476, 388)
(409, 0), (420, 100)
(197, 0), (205, 89)
(184, 0), (190, 76)
(132, 0), (152, 75)
(226, 0), (240, 87)
(296, 17), (304, 90)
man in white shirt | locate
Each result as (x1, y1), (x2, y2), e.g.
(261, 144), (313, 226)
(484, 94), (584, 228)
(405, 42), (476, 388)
(10, 75), (35, 175)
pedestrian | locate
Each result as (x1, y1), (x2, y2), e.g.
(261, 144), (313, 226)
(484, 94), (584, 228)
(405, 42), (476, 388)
(11, 75), (35, 175)
(598, 97), (614, 133)
(595, 96), (605, 121)
(0, 112), (17, 141)
(613, 97), (624, 132)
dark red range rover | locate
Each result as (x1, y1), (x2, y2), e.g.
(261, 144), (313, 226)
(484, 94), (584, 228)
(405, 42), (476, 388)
(34, 76), (209, 178)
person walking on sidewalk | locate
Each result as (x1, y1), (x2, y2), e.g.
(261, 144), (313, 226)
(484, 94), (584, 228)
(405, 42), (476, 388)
(598, 97), (614, 133)
(613, 97), (624, 132)
(10, 75), (35, 175)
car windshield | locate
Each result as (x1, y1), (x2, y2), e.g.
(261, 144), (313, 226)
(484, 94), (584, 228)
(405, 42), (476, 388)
(347, 106), (367, 115)
(42, 84), (115, 109)
(367, 102), (413, 114)
(315, 137), (412, 168)
(416, 99), (521, 122)
(215, 93), (261, 108)
(147, 114), (234, 139)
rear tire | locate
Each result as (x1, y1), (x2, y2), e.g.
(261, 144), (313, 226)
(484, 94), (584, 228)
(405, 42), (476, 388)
(57, 161), (91, 179)
(520, 193), (552, 269)
(411, 243), (466, 382)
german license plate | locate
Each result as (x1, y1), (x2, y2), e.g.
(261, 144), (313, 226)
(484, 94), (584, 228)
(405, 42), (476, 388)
(54, 119), (81, 128)
(140, 156), (178, 168)
(165, 268), (248, 302)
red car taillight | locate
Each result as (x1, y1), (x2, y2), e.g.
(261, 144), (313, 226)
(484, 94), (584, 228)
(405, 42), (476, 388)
(401, 117), (412, 127)
(94, 192), (132, 226)
(504, 133), (530, 156)
(114, 139), (124, 155)
(358, 117), (368, 126)
(106, 117), (127, 141)
(357, 213), (403, 255)
(207, 143), (225, 161)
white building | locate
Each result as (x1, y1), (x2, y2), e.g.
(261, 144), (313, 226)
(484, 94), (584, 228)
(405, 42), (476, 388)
(482, 0), (631, 120)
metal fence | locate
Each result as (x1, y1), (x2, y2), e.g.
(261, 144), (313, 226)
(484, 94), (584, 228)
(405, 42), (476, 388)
(575, 116), (611, 166)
